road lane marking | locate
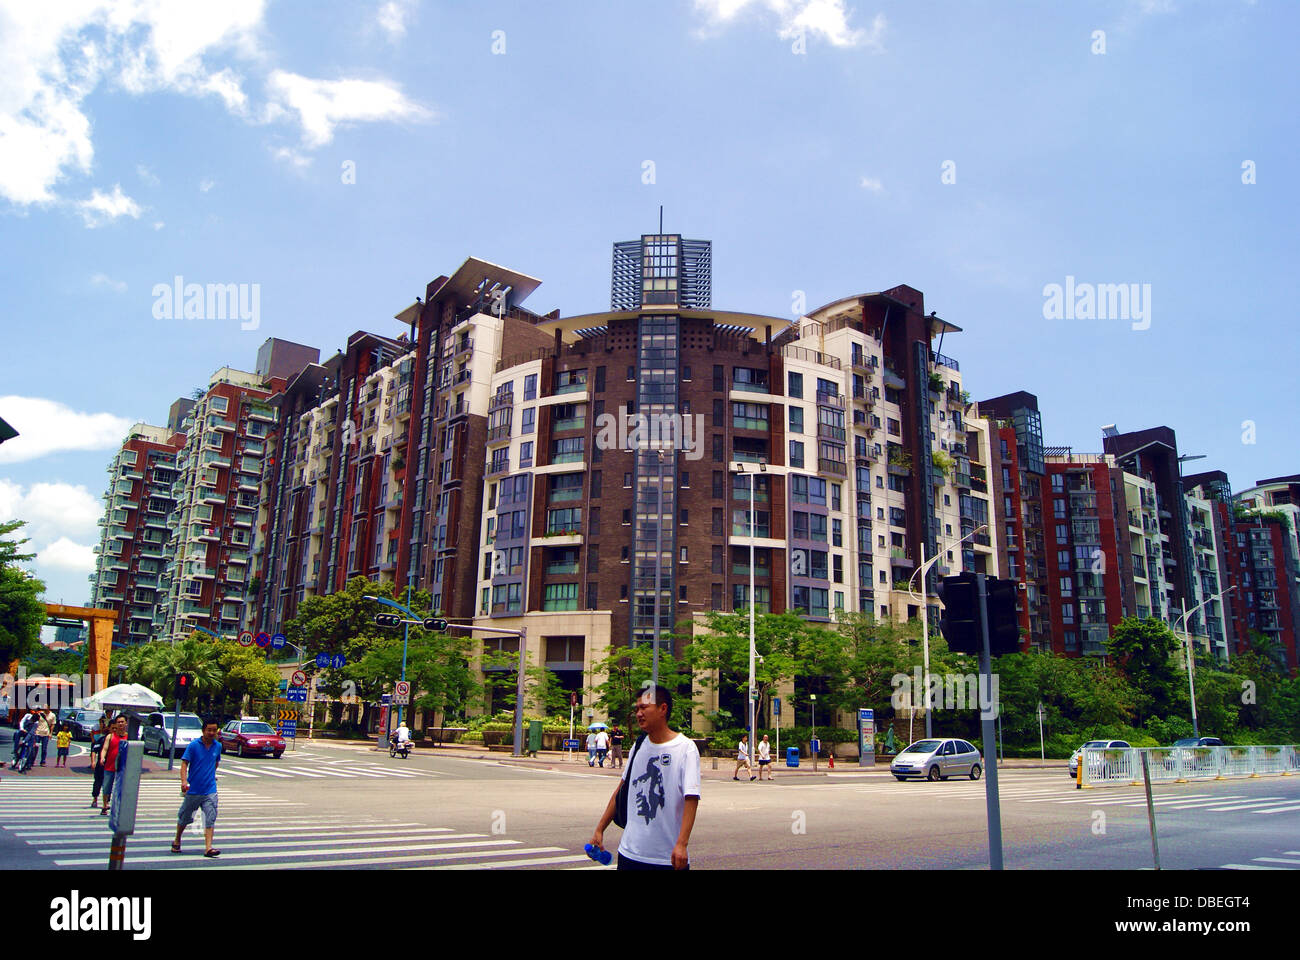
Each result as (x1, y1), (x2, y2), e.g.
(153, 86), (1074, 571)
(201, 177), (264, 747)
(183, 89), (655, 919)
(51, 837), (524, 867)
(39, 831), (487, 856)
(198, 845), (571, 870)
(417, 854), (592, 870)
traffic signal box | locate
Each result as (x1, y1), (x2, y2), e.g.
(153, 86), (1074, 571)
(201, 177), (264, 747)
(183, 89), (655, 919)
(423, 618), (449, 632)
(937, 574), (1022, 656)
(175, 672), (194, 705)
(374, 614), (403, 628)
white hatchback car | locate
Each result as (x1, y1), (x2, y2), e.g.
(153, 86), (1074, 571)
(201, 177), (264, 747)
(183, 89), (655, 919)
(890, 738), (983, 782)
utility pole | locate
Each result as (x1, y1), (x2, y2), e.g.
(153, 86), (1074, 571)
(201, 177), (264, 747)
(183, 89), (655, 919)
(976, 574), (1004, 870)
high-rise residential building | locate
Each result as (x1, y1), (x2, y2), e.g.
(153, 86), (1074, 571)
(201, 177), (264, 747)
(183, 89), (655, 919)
(249, 331), (413, 631)
(249, 233), (1000, 717)
(88, 423), (184, 644)
(157, 356), (310, 641)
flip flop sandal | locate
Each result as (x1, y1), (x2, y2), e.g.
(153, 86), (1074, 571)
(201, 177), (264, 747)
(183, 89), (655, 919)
(204, 849), (221, 858)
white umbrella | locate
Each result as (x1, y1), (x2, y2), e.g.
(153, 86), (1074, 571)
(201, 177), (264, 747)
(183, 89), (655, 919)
(82, 683), (163, 712)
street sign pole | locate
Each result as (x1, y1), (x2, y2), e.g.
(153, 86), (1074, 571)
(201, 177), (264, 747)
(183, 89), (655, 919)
(513, 627), (527, 759)
(167, 694), (181, 772)
(977, 574), (1004, 870)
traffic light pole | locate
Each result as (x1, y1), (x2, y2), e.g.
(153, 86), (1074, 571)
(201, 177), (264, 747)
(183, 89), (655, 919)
(976, 574), (1004, 870)
(168, 687), (182, 772)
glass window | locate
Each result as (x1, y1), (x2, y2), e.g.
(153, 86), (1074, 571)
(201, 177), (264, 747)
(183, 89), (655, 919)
(787, 372), (803, 398)
(789, 406), (804, 434)
(789, 441), (804, 468)
(523, 374), (537, 400)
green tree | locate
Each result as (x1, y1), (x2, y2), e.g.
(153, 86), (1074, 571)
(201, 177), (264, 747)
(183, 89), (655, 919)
(687, 611), (832, 729)
(285, 577), (420, 726)
(0, 520), (44, 666)
(354, 627), (478, 721)
(1105, 617), (1180, 725)
(588, 642), (696, 731)
(807, 612), (922, 722)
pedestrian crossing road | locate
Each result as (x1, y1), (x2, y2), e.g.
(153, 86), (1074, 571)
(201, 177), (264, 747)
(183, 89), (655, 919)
(0, 778), (595, 870)
(1218, 851), (1300, 870)
(212, 749), (444, 782)
(846, 776), (1300, 817)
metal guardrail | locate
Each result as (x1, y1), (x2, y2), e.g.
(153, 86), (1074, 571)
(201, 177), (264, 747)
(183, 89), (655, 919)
(1079, 745), (1300, 787)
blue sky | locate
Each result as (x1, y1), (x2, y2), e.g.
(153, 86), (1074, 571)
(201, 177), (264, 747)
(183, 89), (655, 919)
(1, 0), (1295, 610)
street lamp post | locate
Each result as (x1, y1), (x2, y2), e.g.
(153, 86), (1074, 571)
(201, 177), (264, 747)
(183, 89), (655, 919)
(908, 523), (988, 738)
(1172, 585), (1235, 740)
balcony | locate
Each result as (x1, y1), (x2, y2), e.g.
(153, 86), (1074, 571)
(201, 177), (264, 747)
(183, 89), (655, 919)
(882, 368), (906, 390)
(818, 458), (847, 476)
(552, 416), (586, 433)
(187, 566), (217, 580)
(889, 547), (913, 568)
(247, 403), (276, 423)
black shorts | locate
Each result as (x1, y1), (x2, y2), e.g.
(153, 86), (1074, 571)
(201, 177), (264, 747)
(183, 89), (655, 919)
(758, 759), (771, 765)
(616, 853), (689, 871)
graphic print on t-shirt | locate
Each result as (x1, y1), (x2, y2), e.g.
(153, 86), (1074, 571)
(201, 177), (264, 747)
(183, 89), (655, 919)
(632, 752), (672, 824)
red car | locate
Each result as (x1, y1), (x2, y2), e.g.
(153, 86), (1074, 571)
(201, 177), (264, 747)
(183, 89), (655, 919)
(219, 719), (285, 758)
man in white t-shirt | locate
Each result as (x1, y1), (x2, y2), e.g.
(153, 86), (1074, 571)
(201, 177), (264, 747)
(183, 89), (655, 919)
(589, 683), (700, 870)
(756, 734), (773, 780)
(594, 729), (609, 767)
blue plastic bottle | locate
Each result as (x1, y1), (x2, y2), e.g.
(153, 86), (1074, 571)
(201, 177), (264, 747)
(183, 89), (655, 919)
(584, 843), (612, 865)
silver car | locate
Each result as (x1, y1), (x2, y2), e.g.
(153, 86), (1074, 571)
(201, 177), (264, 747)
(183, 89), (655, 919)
(142, 711), (204, 757)
(1068, 739), (1131, 778)
(891, 738), (983, 782)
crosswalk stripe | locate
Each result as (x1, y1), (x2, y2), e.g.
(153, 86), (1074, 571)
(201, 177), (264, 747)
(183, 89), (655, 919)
(1252, 805), (1300, 814)
(1221, 863), (1287, 870)
(419, 854), (592, 870)
(38, 832), (488, 856)
(268, 767), (327, 778)
(20, 824), (444, 842)
(205, 845), (571, 871)
(51, 837), (524, 867)
(1253, 857), (1300, 865)
(1193, 799), (1287, 811)
(215, 767), (258, 778)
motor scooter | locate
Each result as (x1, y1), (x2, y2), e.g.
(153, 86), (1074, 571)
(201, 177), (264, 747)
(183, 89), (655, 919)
(389, 734), (412, 759)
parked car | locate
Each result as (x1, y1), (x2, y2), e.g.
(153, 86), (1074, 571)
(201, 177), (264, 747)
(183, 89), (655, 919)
(218, 719), (285, 758)
(142, 711), (204, 757)
(890, 738), (982, 781)
(66, 709), (105, 741)
(1173, 737), (1224, 747)
(1169, 737), (1224, 774)
(1068, 739), (1131, 778)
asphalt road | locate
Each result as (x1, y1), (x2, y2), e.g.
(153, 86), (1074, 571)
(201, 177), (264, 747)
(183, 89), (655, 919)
(3, 738), (1298, 870)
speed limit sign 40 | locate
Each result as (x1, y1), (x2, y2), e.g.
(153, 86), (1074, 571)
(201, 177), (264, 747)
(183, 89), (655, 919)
(238, 631), (254, 647)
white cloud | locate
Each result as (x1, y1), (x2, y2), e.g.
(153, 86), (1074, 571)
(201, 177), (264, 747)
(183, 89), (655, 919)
(90, 272), (127, 293)
(0, 480), (103, 547)
(377, 0), (418, 41)
(271, 145), (312, 169)
(39, 536), (96, 572)
(0, 1), (428, 207)
(693, 0), (885, 49)
(199, 177), (215, 192)
(0, 1), (265, 206)
(152, 221), (165, 230)
(859, 175), (884, 193)
(0, 397), (133, 464)
(75, 183), (141, 227)
(266, 70), (432, 148)
(136, 163), (159, 185)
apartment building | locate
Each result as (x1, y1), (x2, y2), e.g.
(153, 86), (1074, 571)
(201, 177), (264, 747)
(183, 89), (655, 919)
(88, 423), (184, 644)
(157, 351), (311, 641)
(250, 332), (412, 631)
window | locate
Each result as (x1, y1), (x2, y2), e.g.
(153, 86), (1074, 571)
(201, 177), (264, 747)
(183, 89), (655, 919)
(210, 396), (228, 413)
(679, 585), (687, 601)
(713, 435), (724, 462)
(713, 365), (725, 391)
(551, 437), (584, 463)
(624, 472), (633, 488)
(523, 374), (537, 401)
(1051, 474), (1064, 493)
(833, 554), (843, 583)
(832, 518), (843, 547)
(521, 407), (535, 434)
(588, 583), (599, 608)
(733, 402), (769, 431)
(1058, 549), (1070, 569)
(810, 514), (828, 542)
(519, 441), (533, 467)
(555, 369), (587, 394)
(831, 483), (841, 511)
(792, 475), (809, 504)
(732, 367), (769, 393)
(712, 545), (723, 573)
(1061, 602), (1075, 624)
(1056, 523), (1069, 545)
(816, 378), (838, 398)
(679, 509), (688, 525)
(713, 508), (725, 536)
(789, 440), (804, 468)
(793, 511), (809, 540)
(591, 471), (602, 498)
(547, 507), (582, 533)
(1059, 577), (1073, 597)
(712, 471), (725, 499)
(543, 583), (579, 611)
(732, 509), (770, 537)
(680, 472), (689, 488)
(788, 372), (803, 398)
(733, 584), (771, 613)
(682, 365), (692, 381)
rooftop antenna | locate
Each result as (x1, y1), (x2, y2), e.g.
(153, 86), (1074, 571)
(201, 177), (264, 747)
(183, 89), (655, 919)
(659, 204), (663, 235)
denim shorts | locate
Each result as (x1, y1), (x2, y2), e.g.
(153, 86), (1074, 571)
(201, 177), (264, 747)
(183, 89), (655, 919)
(178, 792), (218, 829)
(101, 770), (116, 800)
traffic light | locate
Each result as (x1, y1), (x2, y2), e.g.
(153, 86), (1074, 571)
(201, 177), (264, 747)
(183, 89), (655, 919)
(374, 614), (403, 628)
(423, 618), (449, 632)
(175, 672), (194, 705)
(936, 573), (981, 654)
(985, 578), (1022, 656)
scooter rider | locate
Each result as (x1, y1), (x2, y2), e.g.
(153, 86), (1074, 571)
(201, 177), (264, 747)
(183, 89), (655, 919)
(391, 721), (412, 755)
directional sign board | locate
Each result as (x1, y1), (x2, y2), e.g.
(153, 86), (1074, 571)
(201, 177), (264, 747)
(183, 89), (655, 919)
(255, 631), (271, 649)
(280, 720), (297, 738)
(315, 653), (329, 668)
(290, 670), (307, 687)
(285, 687), (308, 702)
(271, 632), (287, 650)
(330, 653), (346, 669)
(238, 631), (254, 647)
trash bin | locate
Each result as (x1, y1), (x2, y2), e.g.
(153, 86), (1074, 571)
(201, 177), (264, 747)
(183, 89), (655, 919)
(527, 720), (543, 755)
(786, 746), (800, 768)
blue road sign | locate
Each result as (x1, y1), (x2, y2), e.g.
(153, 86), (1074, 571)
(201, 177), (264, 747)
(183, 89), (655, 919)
(255, 631), (271, 648)
(330, 653), (346, 669)
(381, 693), (391, 705)
(285, 687), (308, 702)
(272, 632), (287, 650)
(773, 697), (781, 716)
(315, 653), (329, 668)
(280, 721), (297, 738)
(563, 739), (580, 750)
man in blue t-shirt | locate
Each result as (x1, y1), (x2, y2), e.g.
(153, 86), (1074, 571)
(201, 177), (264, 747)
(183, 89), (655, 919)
(172, 717), (223, 857)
